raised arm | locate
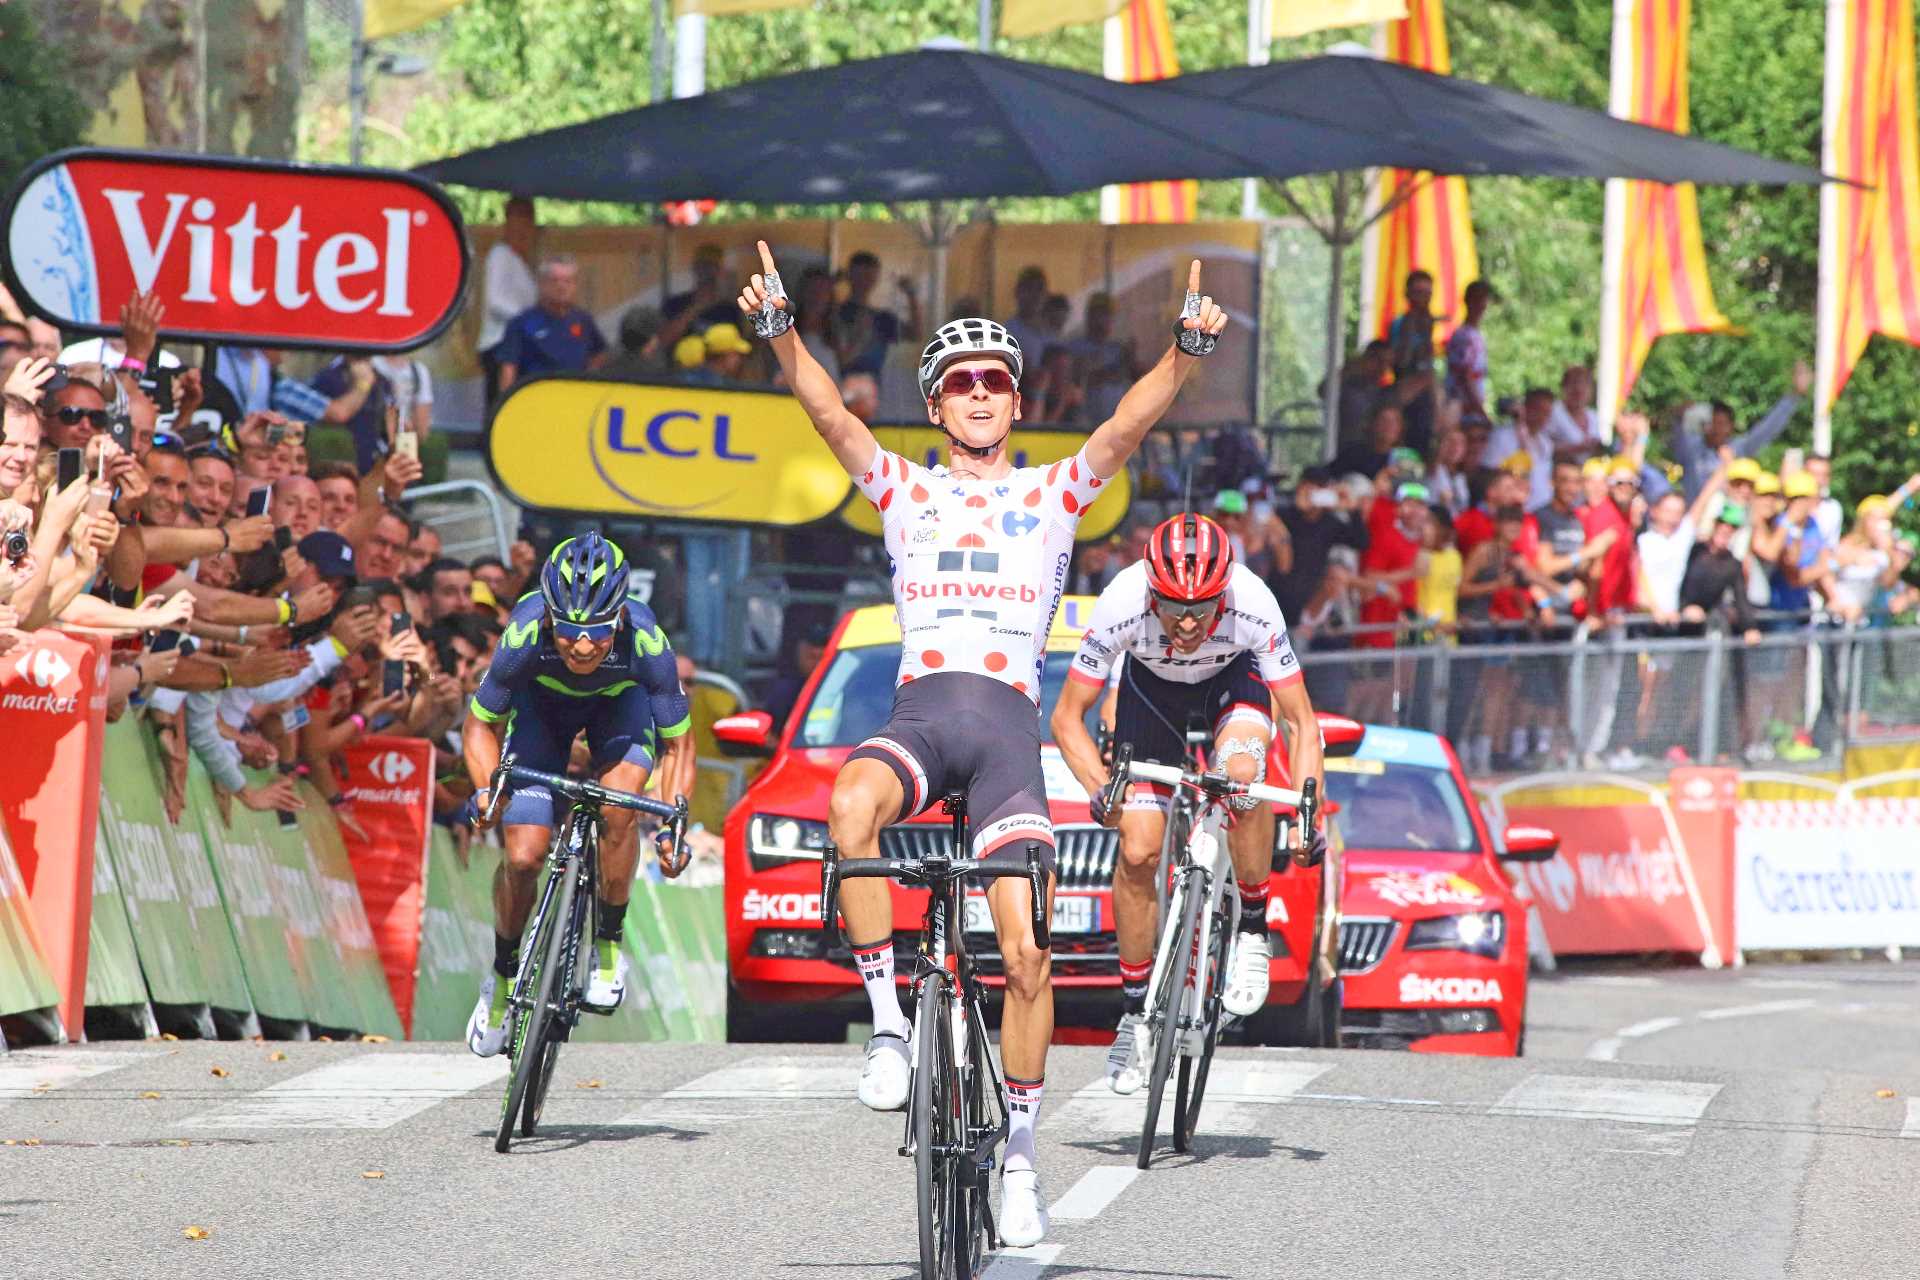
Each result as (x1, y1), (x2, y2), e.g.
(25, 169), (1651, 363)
(1085, 260), (1228, 480)
(739, 240), (876, 476)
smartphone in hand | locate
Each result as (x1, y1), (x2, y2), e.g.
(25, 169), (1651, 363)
(246, 486), (272, 518)
(390, 610), (412, 636)
(382, 659), (407, 698)
(56, 447), (83, 493)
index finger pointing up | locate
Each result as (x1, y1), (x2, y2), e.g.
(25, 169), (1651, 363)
(1187, 259), (1202, 294)
(757, 239), (778, 275)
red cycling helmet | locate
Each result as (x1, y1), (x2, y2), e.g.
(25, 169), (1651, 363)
(1144, 512), (1234, 603)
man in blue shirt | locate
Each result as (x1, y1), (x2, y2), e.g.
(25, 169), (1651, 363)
(495, 255), (608, 393)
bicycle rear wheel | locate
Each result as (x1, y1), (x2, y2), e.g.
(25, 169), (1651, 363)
(494, 854), (577, 1152)
(1173, 896), (1232, 1152)
(913, 976), (963, 1278)
(1137, 872), (1200, 1170)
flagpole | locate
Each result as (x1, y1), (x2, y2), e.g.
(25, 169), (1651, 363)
(1241, 0), (1271, 219)
(1595, 0), (1635, 443)
(1100, 13), (1124, 225)
(350, 0), (368, 165)
(1812, 0), (1848, 456)
(1354, 20), (1390, 348)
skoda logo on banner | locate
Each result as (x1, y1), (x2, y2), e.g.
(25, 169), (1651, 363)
(370, 751), (416, 785)
(25, 646), (71, 689)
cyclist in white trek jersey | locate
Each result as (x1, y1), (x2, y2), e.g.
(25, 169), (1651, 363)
(1051, 512), (1326, 1094)
(738, 242), (1228, 1248)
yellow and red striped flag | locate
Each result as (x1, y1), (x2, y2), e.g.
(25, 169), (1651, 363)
(1815, 0), (1920, 446)
(1001, 0), (1130, 39)
(1270, 0), (1407, 40)
(1596, 0), (1731, 429)
(1101, 0), (1197, 224)
(1356, 0), (1479, 347)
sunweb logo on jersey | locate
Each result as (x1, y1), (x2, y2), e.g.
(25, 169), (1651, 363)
(369, 751), (417, 785)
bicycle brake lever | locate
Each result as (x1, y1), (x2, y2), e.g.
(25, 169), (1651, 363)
(820, 842), (840, 934)
(1026, 845), (1051, 952)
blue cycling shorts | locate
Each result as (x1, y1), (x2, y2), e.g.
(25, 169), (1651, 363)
(498, 682), (659, 830)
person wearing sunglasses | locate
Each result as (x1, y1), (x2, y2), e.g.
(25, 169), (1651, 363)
(1050, 512), (1326, 1096)
(738, 240), (1229, 1248)
(40, 373), (114, 449)
(459, 532), (694, 1057)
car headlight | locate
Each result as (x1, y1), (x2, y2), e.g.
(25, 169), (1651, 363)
(1404, 911), (1505, 959)
(748, 814), (832, 871)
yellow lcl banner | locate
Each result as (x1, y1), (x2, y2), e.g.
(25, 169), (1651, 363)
(489, 380), (852, 525)
(839, 426), (1133, 543)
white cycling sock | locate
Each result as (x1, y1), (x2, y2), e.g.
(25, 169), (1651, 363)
(851, 937), (909, 1038)
(1004, 1075), (1044, 1172)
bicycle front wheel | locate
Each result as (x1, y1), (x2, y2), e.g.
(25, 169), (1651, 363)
(495, 854), (578, 1152)
(521, 879), (586, 1137)
(1138, 872), (1200, 1170)
(1174, 895), (1233, 1153)
(912, 976), (963, 1278)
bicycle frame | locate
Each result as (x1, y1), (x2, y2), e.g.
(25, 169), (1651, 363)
(1145, 788), (1239, 1060)
(506, 805), (600, 1045)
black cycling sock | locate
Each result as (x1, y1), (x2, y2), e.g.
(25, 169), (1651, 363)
(596, 896), (625, 943)
(1237, 880), (1271, 935)
(1122, 985), (1148, 1016)
(493, 932), (519, 980)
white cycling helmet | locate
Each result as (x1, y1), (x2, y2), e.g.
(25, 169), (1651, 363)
(916, 318), (1024, 402)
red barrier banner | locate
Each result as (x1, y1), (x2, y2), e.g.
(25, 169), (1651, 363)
(1505, 792), (1728, 963)
(3, 149), (469, 351)
(0, 632), (109, 1037)
(337, 736), (435, 1034)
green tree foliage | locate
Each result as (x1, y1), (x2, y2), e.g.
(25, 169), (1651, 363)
(344, 0), (1917, 493)
(0, 4), (89, 191)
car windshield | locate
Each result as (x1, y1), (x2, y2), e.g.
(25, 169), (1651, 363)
(1324, 758), (1481, 854)
(794, 646), (1096, 748)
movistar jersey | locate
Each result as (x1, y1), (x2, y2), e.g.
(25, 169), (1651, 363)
(470, 592), (691, 739)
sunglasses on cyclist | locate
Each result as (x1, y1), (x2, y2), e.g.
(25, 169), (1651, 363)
(937, 367), (1017, 399)
(53, 406), (112, 430)
(550, 615), (619, 644)
(1151, 593), (1223, 622)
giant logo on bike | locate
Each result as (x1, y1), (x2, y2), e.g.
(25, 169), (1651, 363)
(3, 149), (468, 350)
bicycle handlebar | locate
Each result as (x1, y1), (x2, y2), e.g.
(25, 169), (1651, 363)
(481, 755), (692, 874)
(1123, 758), (1305, 810)
(821, 842), (1053, 951)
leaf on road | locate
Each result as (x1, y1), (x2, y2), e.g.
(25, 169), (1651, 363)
(361, 1170), (386, 1179)
(268, 1052), (287, 1062)
(576, 1080), (604, 1089)
(139, 1091), (161, 1100)
(316, 1035), (334, 1043)
(160, 1033), (178, 1041)
(20, 1138), (40, 1146)
(182, 1226), (211, 1241)
(209, 1066), (230, 1079)
(1877, 1088), (1898, 1099)
(362, 1035), (390, 1044)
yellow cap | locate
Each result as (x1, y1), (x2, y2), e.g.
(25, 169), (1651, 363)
(1783, 472), (1818, 499)
(1726, 457), (1764, 484)
(1582, 457), (1609, 479)
(1500, 450), (1533, 474)
(1608, 455), (1640, 480)
(470, 580), (498, 608)
(700, 322), (753, 356)
(1754, 472), (1781, 496)
(673, 334), (706, 368)
(1857, 494), (1892, 518)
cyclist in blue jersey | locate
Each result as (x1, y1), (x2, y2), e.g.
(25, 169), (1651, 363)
(461, 533), (696, 1057)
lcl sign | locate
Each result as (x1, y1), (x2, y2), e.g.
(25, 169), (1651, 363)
(2, 149), (469, 351)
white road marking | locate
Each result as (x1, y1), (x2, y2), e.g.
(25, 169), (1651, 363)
(617, 1056), (859, 1126)
(1491, 1074), (1721, 1154)
(178, 1053), (505, 1130)
(1564, 975), (1661, 988)
(1048, 1058), (1331, 1135)
(1903, 1100), (1920, 1140)
(1743, 978), (1838, 991)
(1586, 1038), (1622, 1062)
(1698, 999), (1816, 1021)
(1622, 1016), (1685, 1038)
(0, 1050), (148, 1105)
(983, 1243), (1063, 1278)
(1049, 1166), (1139, 1221)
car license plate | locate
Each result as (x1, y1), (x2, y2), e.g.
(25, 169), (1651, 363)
(963, 894), (1095, 935)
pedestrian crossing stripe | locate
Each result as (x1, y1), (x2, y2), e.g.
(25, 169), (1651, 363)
(178, 1053), (505, 1130)
(0, 1050), (149, 1105)
(616, 1055), (858, 1127)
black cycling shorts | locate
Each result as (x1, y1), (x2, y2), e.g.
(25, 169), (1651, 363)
(846, 672), (1056, 873)
(1113, 653), (1271, 814)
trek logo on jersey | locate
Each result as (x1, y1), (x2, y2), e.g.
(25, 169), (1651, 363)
(740, 888), (823, 922)
(902, 579), (1042, 605)
(1399, 974), (1502, 1005)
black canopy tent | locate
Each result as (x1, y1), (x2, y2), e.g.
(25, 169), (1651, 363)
(420, 48), (1829, 449)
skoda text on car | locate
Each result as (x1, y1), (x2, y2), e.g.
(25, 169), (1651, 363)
(1323, 725), (1558, 1056)
(715, 599), (1333, 1042)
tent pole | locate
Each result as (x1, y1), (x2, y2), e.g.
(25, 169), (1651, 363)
(1321, 170), (1350, 460)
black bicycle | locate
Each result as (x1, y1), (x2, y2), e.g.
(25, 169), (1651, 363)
(480, 755), (688, 1153)
(820, 793), (1052, 1280)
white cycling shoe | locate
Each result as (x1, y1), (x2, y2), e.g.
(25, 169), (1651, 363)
(466, 971), (509, 1058)
(1106, 1012), (1145, 1095)
(1222, 930), (1273, 1017)
(999, 1169), (1049, 1248)
(857, 1030), (911, 1112)
(583, 946), (629, 1012)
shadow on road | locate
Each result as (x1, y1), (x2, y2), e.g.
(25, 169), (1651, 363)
(470, 1123), (708, 1153)
(1062, 1133), (1327, 1166)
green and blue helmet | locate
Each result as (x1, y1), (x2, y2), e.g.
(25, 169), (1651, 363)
(539, 533), (629, 627)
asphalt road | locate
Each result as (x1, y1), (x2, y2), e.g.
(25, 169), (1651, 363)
(3, 960), (1918, 1280)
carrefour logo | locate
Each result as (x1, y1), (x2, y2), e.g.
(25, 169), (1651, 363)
(24, 647), (71, 689)
(369, 751), (416, 785)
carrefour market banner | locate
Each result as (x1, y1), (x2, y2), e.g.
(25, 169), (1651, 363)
(1735, 797), (1920, 950)
(338, 736), (436, 1033)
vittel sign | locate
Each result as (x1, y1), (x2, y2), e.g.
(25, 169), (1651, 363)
(4, 149), (469, 350)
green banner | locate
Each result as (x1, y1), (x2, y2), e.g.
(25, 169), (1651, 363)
(96, 720), (214, 1008)
(412, 828), (500, 1042)
(295, 788), (403, 1039)
(625, 879), (700, 1042)
(84, 820), (147, 1012)
(0, 830), (57, 1019)
(185, 763), (306, 1024)
(651, 880), (726, 1042)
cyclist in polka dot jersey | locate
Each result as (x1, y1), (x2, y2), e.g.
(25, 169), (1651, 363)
(739, 243), (1228, 1248)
